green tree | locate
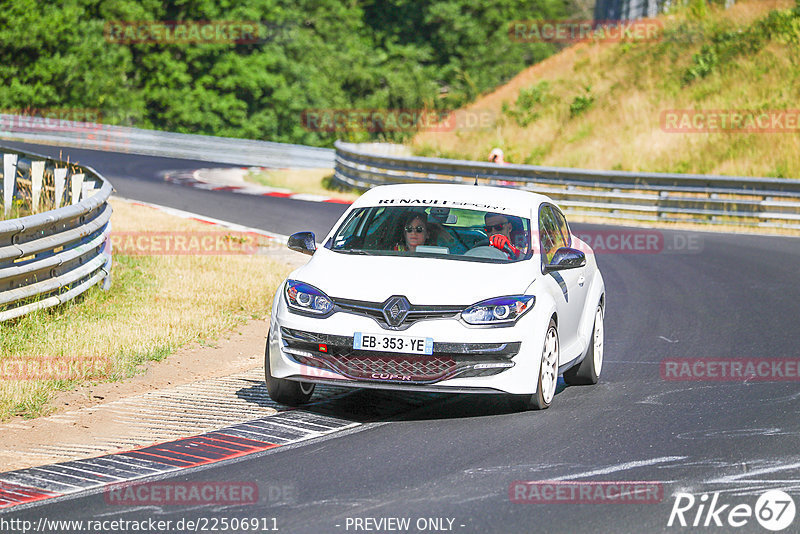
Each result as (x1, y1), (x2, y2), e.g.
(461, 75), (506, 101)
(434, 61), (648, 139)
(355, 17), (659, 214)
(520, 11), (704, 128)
(0, 0), (574, 146)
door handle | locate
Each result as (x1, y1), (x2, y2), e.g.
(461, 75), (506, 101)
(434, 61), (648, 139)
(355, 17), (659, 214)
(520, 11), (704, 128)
(577, 275), (585, 287)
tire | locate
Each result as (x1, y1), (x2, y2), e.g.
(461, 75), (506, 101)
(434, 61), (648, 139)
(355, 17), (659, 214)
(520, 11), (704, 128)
(519, 318), (559, 410)
(264, 331), (315, 406)
(564, 304), (604, 386)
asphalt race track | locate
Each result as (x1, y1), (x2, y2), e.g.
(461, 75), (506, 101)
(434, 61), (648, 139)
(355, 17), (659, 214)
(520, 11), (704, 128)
(1, 141), (345, 238)
(2, 141), (800, 533)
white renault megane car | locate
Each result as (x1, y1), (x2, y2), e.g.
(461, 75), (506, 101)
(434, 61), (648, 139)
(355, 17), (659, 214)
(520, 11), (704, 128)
(265, 184), (605, 409)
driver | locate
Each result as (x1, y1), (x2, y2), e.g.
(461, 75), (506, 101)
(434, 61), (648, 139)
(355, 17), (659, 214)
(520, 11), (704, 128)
(484, 212), (521, 259)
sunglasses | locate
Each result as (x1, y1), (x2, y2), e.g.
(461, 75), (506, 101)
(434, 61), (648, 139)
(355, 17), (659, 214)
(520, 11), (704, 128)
(405, 225), (426, 233)
(484, 222), (508, 232)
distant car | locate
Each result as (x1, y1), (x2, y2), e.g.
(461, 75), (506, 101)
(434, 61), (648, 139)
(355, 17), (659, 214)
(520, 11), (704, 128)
(265, 184), (605, 409)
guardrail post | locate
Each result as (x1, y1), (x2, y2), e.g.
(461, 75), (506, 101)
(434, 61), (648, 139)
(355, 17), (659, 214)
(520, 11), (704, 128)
(100, 233), (112, 290)
(71, 173), (85, 204)
(3, 153), (17, 215)
(31, 160), (44, 213)
(54, 167), (67, 208)
(81, 181), (96, 201)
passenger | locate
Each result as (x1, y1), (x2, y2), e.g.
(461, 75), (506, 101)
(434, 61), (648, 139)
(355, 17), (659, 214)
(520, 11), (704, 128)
(484, 212), (521, 259)
(395, 211), (429, 253)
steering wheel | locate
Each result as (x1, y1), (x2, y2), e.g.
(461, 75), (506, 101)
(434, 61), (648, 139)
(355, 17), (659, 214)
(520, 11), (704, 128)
(464, 245), (508, 260)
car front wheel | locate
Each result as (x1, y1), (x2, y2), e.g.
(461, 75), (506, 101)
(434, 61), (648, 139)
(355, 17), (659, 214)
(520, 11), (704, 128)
(519, 318), (559, 410)
(264, 332), (315, 406)
(564, 304), (603, 385)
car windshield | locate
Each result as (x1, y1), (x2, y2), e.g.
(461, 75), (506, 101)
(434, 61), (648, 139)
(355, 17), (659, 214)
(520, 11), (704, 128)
(327, 206), (532, 263)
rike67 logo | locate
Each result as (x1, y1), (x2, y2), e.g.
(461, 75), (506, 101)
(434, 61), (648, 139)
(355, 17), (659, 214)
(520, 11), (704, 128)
(668, 490), (796, 531)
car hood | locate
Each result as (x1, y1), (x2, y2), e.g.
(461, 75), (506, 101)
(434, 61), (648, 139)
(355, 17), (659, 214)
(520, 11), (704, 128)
(289, 247), (536, 305)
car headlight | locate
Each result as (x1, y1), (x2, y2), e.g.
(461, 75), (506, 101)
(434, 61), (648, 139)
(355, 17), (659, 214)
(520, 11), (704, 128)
(461, 295), (535, 325)
(285, 280), (334, 316)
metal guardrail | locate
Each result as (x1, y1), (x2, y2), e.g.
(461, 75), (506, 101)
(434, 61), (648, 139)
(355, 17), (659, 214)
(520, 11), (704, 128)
(0, 114), (334, 169)
(333, 141), (800, 231)
(0, 145), (113, 322)
(594, 0), (735, 21)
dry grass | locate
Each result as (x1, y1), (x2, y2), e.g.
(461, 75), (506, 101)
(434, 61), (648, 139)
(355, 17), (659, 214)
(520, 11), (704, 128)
(245, 168), (362, 201)
(411, 0), (799, 178)
(0, 156), (88, 220)
(0, 198), (295, 420)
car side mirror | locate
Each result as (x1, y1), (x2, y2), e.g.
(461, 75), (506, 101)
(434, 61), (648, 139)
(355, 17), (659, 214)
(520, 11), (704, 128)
(545, 247), (586, 271)
(288, 231), (316, 255)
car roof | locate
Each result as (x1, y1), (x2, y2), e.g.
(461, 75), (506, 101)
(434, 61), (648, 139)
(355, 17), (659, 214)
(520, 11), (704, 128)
(352, 183), (554, 219)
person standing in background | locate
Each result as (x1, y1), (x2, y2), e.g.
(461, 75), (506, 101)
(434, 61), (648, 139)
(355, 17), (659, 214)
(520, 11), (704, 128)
(488, 148), (507, 165)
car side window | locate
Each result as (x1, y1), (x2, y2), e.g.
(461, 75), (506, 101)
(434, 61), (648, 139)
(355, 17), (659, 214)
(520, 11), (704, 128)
(539, 205), (566, 265)
(553, 208), (571, 248)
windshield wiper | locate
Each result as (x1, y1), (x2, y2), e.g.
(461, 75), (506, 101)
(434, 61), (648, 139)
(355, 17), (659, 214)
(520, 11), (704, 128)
(333, 248), (372, 255)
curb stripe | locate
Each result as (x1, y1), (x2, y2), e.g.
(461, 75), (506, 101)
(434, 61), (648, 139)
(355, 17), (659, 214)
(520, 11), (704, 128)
(0, 411), (359, 510)
(163, 169), (354, 205)
(0, 482), (57, 507)
(119, 451), (198, 468)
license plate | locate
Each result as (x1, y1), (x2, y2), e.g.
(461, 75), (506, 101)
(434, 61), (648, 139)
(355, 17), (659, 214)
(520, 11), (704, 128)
(353, 332), (433, 355)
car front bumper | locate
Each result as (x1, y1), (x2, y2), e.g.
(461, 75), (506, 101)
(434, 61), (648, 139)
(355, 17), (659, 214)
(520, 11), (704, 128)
(269, 293), (552, 395)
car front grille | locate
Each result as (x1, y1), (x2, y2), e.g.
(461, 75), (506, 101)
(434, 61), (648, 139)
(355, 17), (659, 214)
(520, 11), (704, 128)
(292, 352), (457, 382)
(338, 354), (455, 381)
(333, 297), (463, 331)
(281, 327), (518, 384)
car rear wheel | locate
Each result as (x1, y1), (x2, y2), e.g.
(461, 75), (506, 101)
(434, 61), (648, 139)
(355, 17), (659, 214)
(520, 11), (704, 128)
(520, 318), (559, 410)
(564, 304), (603, 385)
(264, 332), (315, 406)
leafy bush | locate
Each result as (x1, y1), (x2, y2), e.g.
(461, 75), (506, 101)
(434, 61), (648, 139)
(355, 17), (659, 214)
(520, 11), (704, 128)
(688, 0), (709, 20)
(569, 85), (594, 118)
(763, 5), (800, 44)
(502, 81), (552, 127)
(682, 3), (800, 85)
(683, 44), (719, 84)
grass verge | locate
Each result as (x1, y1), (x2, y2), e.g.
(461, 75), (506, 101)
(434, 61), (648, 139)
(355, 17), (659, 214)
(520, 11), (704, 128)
(0, 198), (295, 421)
(410, 0), (799, 178)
